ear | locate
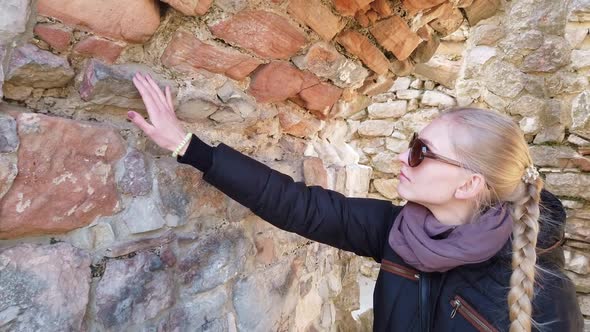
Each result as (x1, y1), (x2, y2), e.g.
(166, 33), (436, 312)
(454, 173), (487, 200)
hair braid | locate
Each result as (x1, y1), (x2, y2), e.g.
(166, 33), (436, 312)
(508, 177), (542, 332)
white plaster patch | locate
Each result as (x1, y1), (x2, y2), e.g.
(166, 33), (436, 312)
(15, 192), (31, 213)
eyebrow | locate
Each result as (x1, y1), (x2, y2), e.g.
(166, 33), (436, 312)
(418, 136), (437, 152)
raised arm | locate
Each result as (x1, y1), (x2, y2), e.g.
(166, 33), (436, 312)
(128, 72), (402, 261)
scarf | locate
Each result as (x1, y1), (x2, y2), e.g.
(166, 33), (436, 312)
(388, 202), (513, 272)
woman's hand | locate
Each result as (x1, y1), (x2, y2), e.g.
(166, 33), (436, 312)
(128, 72), (188, 155)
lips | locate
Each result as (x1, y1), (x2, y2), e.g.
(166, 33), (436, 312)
(400, 170), (410, 182)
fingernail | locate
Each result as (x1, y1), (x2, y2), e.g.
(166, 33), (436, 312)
(127, 111), (134, 119)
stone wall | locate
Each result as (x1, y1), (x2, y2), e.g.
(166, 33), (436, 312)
(0, 0), (589, 331)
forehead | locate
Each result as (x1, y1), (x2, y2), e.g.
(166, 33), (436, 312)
(418, 119), (455, 155)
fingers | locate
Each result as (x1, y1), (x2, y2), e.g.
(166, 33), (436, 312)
(127, 111), (155, 136)
(132, 74), (159, 120)
(144, 74), (168, 109)
(165, 86), (174, 114)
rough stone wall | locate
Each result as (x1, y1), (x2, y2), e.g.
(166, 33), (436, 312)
(0, 0), (588, 331)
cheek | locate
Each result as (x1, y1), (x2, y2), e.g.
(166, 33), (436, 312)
(397, 164), (459, 204)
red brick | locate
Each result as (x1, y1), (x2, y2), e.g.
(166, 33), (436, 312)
(288, 0), (345, 41)
(355, 11), (370, 27)
(336, 30), (390, 75)
(37, 0), (160, 43)
(332, 0), (373, 16)
(370, 0), (393, 17)
(248, 62), (305, 103)
(209, 10), (306, 60)
(161, 30), (262, 80)
(248, 61), (342, 115)
(303, 157), (328, 188)
(73, 36), (126, 64)
(369, 16), (422, 61)
(401, 0), (446, 15)
(296, 82), (342, 119)
(161, 0), (213, 15)
(33, 23), (72, 51)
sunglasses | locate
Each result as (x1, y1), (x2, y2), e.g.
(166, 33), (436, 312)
(408, 133), (464, 168)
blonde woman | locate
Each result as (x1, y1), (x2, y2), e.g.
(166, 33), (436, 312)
(129, 73), (583, 332)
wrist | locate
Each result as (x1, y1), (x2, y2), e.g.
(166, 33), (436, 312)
(172, 133), (192, 158)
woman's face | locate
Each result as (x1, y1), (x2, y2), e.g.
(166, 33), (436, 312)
(397, 119), (471, 207)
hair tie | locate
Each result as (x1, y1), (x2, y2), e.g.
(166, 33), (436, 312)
(522, 165), (539, 184)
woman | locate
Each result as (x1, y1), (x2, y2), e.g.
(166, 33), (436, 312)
(128, 73), (583, 331)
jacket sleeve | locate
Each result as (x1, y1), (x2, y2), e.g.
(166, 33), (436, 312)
(190, 142), (402, 262)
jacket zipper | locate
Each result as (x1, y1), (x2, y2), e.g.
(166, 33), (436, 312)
(381, 259), (419, 281)
(450, 295), (499, 332)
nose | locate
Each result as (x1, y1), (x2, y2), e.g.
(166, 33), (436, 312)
(398, 148), (409, 166)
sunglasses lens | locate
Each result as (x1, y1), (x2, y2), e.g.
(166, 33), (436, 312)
(408, 134), (424, 167)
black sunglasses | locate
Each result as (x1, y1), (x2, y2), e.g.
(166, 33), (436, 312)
(408, 133), (465, 168)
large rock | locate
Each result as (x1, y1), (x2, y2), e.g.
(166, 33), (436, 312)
(5, 44), (74, 88)
(0, 110), (125, 239)
(529, 145), (577, 167)
(545, 173), (590, 200)
(357, 119), (394, 137)
(0, 0), (30, 40)
(73, 36), (126, 64)
(33, 23), (73, 52)
(37, 0), (160, 43)
(178, 226), (252, 294)
(482, 60), (525, 98)
(161, 29), (262, 81)
(414, 55), (461, 89)
(233, 259), (299, 331)
(571, 49), (590, 71)
(79, 59), (176, 110)
(522, 36), (571, 73)
(116, 149), (151, 197)
(0, 243), (91, 332)
(287, 0), (345, 41)
(209, 10), (306, 60)
(0, 113), (18, 153)
(156, 158), (228, 227)
(571, 90), (590, 139)
(367, 100), (407, 119)
(94, 251), (174, 329)
(508, 0), (568, 35)
(0, 113), (18, 201)
(248, 61), (342, 118)
(292, 42), (368, 89)
(156, 287), (230, 331)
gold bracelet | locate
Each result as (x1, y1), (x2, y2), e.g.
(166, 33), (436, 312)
(172, 133), (192, 158)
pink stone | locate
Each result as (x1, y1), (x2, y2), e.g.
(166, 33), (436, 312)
(303, 157), (328, 188)
(248, 61), (342, 115)
(0, 110), (126, 239)
(0, 243), (91, 330)
(248, 61), (308, 103)
(209, 10), (307, 60)
(277, 102), (322, 138)
(33, 23), (72, 51)
(161, 0), (213, 15)
(37, 0), (160, 43)
(161, 29), (262, 80)
(73, 36), (125, 64)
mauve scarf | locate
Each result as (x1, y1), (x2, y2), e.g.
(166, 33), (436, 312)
(388, 202), (513, 272)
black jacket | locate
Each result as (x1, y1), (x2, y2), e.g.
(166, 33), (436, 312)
(178, 136), (584, 332)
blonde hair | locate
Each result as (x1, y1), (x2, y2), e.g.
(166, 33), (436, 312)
(439, 107), (542, 332)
